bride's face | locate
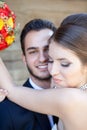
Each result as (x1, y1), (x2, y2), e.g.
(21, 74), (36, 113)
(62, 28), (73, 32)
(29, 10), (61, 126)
(48, 41), (87, 88)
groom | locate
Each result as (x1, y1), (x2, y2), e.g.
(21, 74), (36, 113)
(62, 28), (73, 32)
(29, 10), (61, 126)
(0, 19), (58, 130)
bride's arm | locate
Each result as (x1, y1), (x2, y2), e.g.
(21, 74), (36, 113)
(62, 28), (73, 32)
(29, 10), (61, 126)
(0, 57), (59, 115)
(0, 58), (76, 118)
(8, 86), (59, 115)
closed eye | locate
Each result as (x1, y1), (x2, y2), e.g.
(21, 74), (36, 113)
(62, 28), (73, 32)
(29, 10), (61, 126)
(61, 62), (71, 67)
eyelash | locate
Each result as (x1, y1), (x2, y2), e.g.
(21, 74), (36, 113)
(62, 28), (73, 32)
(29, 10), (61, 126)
(48, 60), (71, 67)
(61, 63), (71, 67)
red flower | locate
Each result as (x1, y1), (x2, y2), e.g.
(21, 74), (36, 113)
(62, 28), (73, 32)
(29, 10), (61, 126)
(0, 1), (16, 50)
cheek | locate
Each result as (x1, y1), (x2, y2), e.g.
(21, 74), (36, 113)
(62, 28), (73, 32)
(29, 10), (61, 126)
(25, 57), (35, 67)
(62, 66), (83, 85)
(63, 63), (82, 77)
(26, 54), (38, 63)
(63, 63), (82, 78)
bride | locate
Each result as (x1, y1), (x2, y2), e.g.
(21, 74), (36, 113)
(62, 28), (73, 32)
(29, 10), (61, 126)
(0, 14), (87, 130)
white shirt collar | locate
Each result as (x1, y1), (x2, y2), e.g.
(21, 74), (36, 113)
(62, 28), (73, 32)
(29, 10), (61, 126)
(29, 78), (43, 90)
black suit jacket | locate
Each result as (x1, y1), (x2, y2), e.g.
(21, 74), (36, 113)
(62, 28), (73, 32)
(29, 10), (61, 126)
(0, 79), (58, 130)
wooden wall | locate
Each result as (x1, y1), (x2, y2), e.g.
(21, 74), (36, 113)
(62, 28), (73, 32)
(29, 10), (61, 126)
(1, 0), (87, 84)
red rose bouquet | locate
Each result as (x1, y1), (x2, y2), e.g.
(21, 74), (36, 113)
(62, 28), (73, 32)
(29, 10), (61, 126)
(0, 1), (16, 50)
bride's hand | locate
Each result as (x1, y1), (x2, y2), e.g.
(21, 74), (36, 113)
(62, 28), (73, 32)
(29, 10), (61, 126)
(0, 89), (8, 102)
(0, 58), (13, 91)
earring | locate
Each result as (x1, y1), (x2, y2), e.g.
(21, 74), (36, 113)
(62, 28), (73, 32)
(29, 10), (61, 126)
(80, 83), (87, 91)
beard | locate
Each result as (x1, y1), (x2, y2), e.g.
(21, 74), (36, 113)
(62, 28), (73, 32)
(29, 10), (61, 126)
(26, 65), (51, 81)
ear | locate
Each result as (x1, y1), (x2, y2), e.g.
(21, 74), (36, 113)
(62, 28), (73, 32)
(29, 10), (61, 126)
(22, 54), (27, 66)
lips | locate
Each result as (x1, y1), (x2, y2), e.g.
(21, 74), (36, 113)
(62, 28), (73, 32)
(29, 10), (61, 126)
(53, 77), (62, 84)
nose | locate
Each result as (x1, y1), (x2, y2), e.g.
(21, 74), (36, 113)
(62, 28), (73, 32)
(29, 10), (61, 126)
(39, 51), (48, 62)
(49, 62), (59, 76)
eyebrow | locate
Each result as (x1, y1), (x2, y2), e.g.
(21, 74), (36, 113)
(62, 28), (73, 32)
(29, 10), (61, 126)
(27, 45), (49, 51)
(27, 47), (37, 51)
(49, 56), (68, 61)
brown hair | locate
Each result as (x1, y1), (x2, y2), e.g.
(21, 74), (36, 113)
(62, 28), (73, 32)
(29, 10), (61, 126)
(49, 24), (87, 64)
(60, 13), (87, 28)
(20, 19), (56, 55)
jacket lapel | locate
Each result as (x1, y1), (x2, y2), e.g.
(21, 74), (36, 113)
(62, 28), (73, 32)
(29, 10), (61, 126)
(35, 113), (51, 130)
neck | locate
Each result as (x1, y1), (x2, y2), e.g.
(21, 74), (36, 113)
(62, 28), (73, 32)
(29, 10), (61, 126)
(30, 76), (51, 89)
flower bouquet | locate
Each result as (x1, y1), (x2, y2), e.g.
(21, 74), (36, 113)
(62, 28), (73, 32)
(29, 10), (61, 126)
(0, 1), (16, 50)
